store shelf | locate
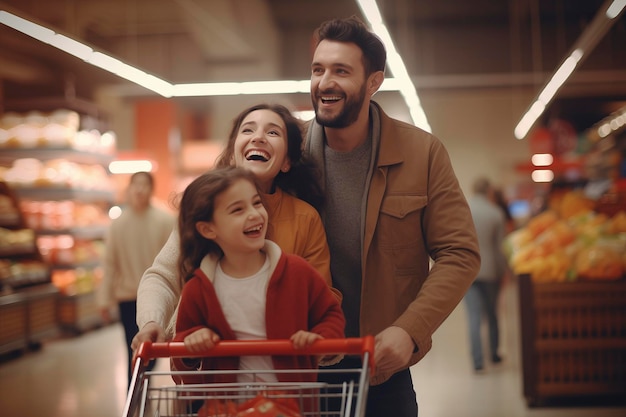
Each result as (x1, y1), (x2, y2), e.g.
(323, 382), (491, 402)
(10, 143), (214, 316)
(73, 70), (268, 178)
(35, 225), (108, 240)
(0, 213), (21, 227)
(0, 111), (116, 337)
(0, 242), (37, 257)
(0, 147), (114, 166)
(12, 188), (115, 203)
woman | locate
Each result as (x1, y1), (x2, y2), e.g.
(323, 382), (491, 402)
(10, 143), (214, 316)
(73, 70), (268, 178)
(132, 103), (339, 350)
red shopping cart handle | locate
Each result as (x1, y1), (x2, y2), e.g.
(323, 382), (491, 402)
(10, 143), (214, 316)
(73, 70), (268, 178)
(136, 336), (375, 373)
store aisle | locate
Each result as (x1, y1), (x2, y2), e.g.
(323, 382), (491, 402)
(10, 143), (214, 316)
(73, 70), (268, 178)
(1, 280), (624, 417)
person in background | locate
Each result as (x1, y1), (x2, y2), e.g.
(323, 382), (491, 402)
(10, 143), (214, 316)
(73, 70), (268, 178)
(132, 103), (338, 350)
(304, 16), (480, 417)
(464, 177), (507, 372)
(492, 187), (515, 233)
(97, 171), (175, 387)
(171, 166), (344, 387)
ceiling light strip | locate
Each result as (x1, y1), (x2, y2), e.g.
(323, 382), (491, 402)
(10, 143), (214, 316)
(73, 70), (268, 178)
(0, 7), (424, 127)
(356, 0), (431, 132)
(513, 0), (626, 140)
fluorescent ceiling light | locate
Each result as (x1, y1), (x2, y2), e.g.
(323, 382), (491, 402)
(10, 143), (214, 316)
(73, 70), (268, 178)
(109, 160), (153, 174)
(0, 10), (53, 40)
(537, 49), (583, 104)
(531, 170), (555, 183)
(607, 0), (626, 18)
(48, 34), (93, 60)
(0, 4), (429, 130)
(514, 0), (625, 140)
(356, 0), (431, 132)
(531, 153), (554, 166)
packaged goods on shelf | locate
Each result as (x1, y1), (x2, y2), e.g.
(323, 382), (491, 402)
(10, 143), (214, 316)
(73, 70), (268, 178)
(0, 109), (115, 154)
(0, 158), (113, 191)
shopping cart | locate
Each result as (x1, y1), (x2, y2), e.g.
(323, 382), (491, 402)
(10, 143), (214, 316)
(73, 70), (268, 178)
(123, 336), (375, 417)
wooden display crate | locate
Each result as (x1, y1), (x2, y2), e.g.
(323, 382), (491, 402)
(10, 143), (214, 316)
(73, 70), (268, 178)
(57, 291), (103, 334)
(519, 274), (626, 406)
(0, 293), (28, 355)
(24, 284), (60, 343)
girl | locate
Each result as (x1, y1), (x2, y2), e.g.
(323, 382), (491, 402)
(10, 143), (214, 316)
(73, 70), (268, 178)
(134, 104), (340, 348)
(171, 166), (345, 386)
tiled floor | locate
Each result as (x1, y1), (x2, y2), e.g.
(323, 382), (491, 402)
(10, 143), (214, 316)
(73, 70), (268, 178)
(0, 279), (624, 417)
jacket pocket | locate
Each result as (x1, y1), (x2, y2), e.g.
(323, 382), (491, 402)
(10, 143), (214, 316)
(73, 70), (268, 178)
(377, 194), (428, 275)
(380, 195), (428, 219)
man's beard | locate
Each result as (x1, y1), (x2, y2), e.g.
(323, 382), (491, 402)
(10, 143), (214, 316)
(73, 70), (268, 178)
(313, 84), (367, 128)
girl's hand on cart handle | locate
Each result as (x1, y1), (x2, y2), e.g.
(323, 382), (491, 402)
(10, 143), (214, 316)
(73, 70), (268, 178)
(184, 327), (221, 353)
(290, 330), (323, 349)
(131, 321), (165, 351)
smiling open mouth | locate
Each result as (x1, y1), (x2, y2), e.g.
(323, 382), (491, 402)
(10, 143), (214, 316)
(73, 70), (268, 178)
(244, 224), (263, 235)
(245, 150), (270, 162)
(321, 95), (342, 104)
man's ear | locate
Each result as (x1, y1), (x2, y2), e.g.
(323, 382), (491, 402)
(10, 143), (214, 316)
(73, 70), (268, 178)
(196, 221), (216, 240)
(368, 71), (385, 96)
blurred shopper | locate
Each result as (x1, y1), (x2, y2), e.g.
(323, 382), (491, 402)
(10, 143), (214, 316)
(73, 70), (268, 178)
(98, 171), (175, 387)
(492, 187), (515, 233)
(464, 177), (507, 372)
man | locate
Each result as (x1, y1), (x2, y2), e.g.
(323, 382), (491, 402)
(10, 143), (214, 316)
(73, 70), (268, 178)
(464, 177), (507, 372)
(98, 171), (175, 387)
(305, 16), (481, 416)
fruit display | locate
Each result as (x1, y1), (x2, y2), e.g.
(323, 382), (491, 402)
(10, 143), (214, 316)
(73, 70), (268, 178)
(504, 190), (626, 283)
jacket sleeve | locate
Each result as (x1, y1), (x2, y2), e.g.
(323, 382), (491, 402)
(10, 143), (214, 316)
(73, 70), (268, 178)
(136, 227), (182, 334)
(171, 278), (208, 372)
(394, 138), (480, 356)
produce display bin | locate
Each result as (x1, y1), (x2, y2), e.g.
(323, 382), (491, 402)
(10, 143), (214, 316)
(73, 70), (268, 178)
(518, 274), (626, 406)
(57, 290), (102, 334)
(0, 293), (28, 355)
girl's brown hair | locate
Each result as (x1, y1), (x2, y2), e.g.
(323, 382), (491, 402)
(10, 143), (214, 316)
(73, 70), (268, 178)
(177, 166), (259, 285)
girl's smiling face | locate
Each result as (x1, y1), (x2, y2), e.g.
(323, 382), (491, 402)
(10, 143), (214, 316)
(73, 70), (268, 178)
(232, 109), (291, 193)
(196, 178), (268, 256)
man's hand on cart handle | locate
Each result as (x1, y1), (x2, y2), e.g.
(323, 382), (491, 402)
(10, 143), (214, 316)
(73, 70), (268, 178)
(374, 326), (414, 375)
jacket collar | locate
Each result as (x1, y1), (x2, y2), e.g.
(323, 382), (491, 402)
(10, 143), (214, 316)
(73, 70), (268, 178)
(374, 101), (404, 168)
(305, 101), (404, 172)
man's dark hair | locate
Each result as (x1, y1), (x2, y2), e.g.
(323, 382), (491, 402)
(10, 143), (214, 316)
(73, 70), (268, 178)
(314, 15), (386, 76)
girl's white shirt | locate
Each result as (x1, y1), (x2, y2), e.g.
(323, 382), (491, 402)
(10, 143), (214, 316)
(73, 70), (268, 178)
(214, 256), (277, 383)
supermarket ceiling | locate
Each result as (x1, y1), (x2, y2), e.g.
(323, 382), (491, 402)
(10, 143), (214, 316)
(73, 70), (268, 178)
(0, 0), (625, 133)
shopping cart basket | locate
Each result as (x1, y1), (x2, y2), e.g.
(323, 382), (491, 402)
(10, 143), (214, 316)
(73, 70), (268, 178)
(123, 336), (375, 417)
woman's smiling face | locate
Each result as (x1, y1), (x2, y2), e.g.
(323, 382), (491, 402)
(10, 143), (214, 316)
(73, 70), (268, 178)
(232, 109), (291, 193)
